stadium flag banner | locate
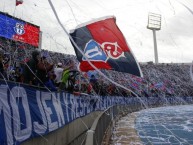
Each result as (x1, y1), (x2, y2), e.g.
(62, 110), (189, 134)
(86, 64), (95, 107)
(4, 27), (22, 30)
(70, 16), (142, 77)
(0, 80), (193, 144)
(0, 80), (128, 145)
(0, 12), (40, 47)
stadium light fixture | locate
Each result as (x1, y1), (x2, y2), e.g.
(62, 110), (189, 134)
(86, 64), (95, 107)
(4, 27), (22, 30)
(147, 13), (161, 64)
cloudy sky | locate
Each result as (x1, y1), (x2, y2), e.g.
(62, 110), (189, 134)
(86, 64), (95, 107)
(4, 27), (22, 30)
(1, 0), (193, 63)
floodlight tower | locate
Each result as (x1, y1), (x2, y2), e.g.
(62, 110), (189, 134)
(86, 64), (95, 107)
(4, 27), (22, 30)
(147, 13), (161, 64)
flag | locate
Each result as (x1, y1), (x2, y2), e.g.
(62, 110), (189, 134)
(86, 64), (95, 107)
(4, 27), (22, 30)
(153, 82), (165, 90)
(16, 0), (23, 6)
(70, 16), (143, 77)
(0, 12), (40, 47)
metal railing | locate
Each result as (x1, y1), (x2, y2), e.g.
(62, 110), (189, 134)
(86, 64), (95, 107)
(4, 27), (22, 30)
(85, 105), (137, 145)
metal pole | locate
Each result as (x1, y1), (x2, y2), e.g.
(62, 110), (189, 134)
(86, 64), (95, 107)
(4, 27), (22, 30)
(38, 31), (42, 49)
(153, 29), (158, 64)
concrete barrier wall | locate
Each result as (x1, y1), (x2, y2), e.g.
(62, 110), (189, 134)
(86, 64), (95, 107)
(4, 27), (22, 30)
(21, 111), (101, 145)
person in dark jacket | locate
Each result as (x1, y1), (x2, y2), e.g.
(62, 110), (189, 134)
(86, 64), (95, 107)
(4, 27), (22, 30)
(36, 56), (54, 87)
(23, 50), (40, 85)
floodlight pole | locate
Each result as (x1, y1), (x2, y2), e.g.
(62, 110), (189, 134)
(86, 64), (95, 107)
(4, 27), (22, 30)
(147, 13), (161, 64)
(39, 31), (43, 49)
(153, 29), (158, 64)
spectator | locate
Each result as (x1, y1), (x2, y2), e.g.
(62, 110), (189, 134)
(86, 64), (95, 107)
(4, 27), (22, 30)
(59, 60), (77, 92)
(23, 50), (40, 85)
(54, 62), (64, 87)
(90, 74), (97, 84)
(36, 55), (54, 86)
(44, 71), (57, 91)
(89, 74), (99, 93)
(15, 66), (24, 83)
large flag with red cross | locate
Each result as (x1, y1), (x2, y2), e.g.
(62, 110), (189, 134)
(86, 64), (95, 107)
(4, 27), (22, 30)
(70, 16), (143, 77)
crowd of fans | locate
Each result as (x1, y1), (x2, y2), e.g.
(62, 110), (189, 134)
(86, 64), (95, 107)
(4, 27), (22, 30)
(0, 37), (193, 97)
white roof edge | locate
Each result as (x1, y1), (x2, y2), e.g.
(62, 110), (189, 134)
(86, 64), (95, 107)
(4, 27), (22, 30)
(69, 15), (116, 33)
